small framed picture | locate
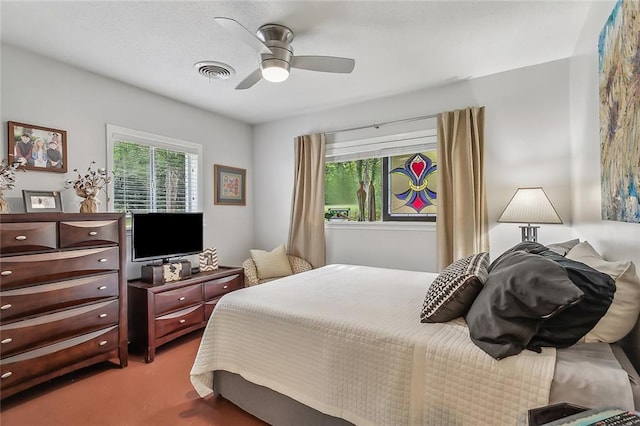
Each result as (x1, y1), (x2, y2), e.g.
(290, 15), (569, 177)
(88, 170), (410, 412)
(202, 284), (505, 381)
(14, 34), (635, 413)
(199, 247), (219, 272)
(8, 121), (68, 173)
(23, 190), (63, 213)
(214, 164), (246, 206)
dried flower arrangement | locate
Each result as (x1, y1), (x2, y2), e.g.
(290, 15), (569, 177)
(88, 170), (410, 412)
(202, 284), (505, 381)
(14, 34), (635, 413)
(65, 161), (113, 213)
(0, 157), (27, 213)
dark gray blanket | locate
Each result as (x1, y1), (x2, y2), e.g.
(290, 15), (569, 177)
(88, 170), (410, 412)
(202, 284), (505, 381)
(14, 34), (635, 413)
(465, 242), (615, 360)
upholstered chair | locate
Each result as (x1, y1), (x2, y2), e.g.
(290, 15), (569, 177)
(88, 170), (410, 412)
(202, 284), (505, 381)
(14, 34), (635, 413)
(242, 254), (312, 286)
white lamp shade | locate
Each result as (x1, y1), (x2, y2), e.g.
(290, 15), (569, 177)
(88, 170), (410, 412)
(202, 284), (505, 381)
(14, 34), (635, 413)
(498, 187), (562, 224)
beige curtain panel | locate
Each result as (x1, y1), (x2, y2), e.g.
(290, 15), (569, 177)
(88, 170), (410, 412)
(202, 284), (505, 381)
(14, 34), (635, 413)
(436, 106), (489, 271)
(287, 133), (327, 268)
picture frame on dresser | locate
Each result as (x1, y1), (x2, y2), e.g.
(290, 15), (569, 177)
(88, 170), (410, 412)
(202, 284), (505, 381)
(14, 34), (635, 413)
(22, 190), (63, 213)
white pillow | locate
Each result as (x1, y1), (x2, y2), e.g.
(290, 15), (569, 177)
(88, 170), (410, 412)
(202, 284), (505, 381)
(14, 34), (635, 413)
(250, 244), (293, 280)
(566, 241), (640, 343)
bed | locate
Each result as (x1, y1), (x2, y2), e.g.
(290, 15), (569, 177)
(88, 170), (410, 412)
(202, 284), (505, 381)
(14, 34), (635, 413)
(191, 244), (640, 426)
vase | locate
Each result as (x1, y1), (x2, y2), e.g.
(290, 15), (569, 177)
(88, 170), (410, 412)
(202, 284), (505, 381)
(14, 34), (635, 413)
(0, 190), (9, 214)
(356, 181), (366, 221)
(367, 180), (376, 221)
(80, 196), (99, 213)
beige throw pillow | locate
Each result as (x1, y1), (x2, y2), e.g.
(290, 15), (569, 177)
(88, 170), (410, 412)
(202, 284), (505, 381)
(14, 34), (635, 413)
(250, 244), (293, 280)
(566, 241), (640, 343)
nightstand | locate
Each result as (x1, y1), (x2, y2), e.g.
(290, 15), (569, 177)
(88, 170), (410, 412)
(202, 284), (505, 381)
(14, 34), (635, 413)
(128, 266), (243, 362)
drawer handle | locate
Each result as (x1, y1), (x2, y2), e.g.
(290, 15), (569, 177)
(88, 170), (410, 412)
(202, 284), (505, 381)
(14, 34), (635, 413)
(0, 271), (12, 276)
(223, 285), (229, 289)
(15, 235), (27, 241)
(98, 340), (108, 346)
(0, 304), (12, 310)
(98, 258), (108, 263)
(97, 286), (107, 290)
(88, 231), (98, 236)
(1, 338), (13, 344)
(1, 372), (12, 379)
(179, 319), (186, 324)
(99, 313), (108, 318)
(178, 296), (186, 301)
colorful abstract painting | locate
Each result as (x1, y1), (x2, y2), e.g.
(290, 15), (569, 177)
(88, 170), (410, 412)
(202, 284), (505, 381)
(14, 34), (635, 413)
(599, 0), (640, 223)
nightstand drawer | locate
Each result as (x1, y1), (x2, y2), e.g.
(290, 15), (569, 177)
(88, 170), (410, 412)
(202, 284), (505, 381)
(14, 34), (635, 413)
(155, 304), (203, 338)
(154, 284), (202, 316)
(0, 326), (119, 391)
(0, 247), (120, 289)
(203, 273), (242, 300)
(0, 300), (118, 357)
(59, 220), (119, 248)
(0, 222), (57, 255)
(0, 273), (119, 321)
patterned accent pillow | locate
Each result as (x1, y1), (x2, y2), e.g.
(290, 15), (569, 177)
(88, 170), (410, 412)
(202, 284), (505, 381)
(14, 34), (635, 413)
(420, 252), (490, 323)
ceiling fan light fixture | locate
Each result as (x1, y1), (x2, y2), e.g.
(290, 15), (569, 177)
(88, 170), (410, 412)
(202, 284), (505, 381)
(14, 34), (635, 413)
(261, 58), (290, 83)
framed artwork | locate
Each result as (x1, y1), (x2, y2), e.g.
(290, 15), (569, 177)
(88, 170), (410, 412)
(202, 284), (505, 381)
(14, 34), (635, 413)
(8, 121), (68, 173)
(599, 0), (640, 222)
(199, 247), (219, 272)
(214, 164), (246, 206)
(23, 190), (63, 213)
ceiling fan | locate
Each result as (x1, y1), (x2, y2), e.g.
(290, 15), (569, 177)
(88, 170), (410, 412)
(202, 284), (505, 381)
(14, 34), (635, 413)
(214, 17), (356, 90)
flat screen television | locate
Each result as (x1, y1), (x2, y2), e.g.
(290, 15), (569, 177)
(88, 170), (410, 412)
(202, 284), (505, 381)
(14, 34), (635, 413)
(131, 212), (204, 263)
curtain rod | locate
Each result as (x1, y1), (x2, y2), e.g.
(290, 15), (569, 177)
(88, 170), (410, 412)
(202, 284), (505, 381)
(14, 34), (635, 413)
(324, 113), (439, 135)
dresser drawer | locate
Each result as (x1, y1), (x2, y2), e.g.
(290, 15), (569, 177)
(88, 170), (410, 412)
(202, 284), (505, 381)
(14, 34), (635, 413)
(0, 247), (119, 289)
(0, 300), (118, 357)
(0, 273), (118, 321)
(0, 326), (119, 391)
(203, 273), (242, 300)
(154, 284), (202, 316)
(59, 220), (119, 248)
(0, 222), (57, 255)
(155, 304), (203, 339)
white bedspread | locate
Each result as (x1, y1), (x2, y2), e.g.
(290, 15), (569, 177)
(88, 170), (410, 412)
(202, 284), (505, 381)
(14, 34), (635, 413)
(190, 264), (556, 425)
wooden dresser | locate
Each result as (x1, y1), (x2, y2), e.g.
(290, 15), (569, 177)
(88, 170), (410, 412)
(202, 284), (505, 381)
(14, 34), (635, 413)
(128, 266), (243, 363)
(0, 213), (127, 399)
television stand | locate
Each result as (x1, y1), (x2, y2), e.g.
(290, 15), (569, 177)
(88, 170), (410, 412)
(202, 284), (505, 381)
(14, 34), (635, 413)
(128, 266), (244, 362)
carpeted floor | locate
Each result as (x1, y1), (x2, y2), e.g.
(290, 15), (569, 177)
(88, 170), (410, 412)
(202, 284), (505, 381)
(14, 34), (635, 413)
(0, 331), (268, 426)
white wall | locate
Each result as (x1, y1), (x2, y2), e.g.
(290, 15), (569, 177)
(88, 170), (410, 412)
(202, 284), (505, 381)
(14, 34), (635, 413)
(569, 1), (640, 267)
(1, 44), (254, 277)
(253, 59), (576, 272)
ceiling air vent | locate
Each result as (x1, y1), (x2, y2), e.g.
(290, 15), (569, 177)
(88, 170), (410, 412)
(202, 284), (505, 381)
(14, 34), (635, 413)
(194, 61), (235, 80)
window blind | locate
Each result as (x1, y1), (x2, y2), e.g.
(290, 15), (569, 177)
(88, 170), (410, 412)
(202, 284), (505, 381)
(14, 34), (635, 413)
(325, 129), (437, 163)
(107, 125), (200, 214)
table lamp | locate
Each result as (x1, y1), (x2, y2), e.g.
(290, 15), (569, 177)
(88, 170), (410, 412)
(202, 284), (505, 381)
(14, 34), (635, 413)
(498, 187), (562, 242)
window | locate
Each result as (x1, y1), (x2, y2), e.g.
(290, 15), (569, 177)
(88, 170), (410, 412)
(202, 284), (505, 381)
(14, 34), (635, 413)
(106, 125), (202, 217)
(324, 129), (437, 222)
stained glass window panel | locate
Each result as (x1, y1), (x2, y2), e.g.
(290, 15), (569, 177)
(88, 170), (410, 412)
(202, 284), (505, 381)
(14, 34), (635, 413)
(383, 150), (437, 221)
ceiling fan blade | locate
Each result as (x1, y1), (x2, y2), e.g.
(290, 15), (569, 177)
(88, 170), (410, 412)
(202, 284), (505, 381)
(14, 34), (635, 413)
(235, 68), (263, 90)
(291, 56), (355, 73)
(213, 17), (272, 55)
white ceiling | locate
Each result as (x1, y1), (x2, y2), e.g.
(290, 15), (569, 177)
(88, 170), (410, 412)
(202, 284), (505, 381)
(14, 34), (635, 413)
(1, 1), (593, 125)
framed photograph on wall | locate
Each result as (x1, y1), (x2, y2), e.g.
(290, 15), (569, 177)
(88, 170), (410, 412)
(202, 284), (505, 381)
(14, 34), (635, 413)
(8, 121), (67, 173)
(214, 164), (246, 206)
(23, 190), (63, 213)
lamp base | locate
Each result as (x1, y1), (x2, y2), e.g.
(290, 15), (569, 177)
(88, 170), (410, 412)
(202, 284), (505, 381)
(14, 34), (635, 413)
(520, 225), (540, 242)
